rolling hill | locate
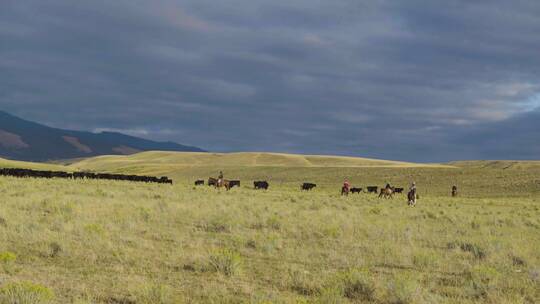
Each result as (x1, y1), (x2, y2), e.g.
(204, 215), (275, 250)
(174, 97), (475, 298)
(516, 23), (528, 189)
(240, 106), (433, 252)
(0, 110), (204, 161)
(70, 151), (452, 171)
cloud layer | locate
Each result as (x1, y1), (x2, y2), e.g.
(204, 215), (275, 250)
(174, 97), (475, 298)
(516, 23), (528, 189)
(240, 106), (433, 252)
(1, 0), (539, 161)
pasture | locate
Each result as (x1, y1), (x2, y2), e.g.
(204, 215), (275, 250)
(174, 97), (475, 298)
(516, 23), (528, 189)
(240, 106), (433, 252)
(0, 152), (538, 303)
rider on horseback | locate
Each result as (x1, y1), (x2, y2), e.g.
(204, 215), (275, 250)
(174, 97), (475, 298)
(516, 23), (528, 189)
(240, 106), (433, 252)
(342, 180), (351, 196)
(408, 182), (417, 206)
(218, 171), (224, 187)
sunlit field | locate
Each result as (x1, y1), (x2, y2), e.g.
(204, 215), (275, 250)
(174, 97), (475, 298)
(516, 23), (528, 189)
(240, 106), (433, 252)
(0, 153), (539, 303)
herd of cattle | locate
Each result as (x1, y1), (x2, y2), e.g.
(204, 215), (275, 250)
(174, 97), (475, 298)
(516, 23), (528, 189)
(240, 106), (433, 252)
(0, 168), (173, 184)
(0, 168), (453, 200)
(195, 178), (409, 197)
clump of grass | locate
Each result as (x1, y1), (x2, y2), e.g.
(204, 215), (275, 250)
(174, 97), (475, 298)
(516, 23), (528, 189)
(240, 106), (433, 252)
(529, 268), (539, 282)
(465, 265), (501, 299)
(138, 283), (172, 304)
(84, 223), (105, 236)
(198, 217), (233, 233)
(208, 249), (242, 276)
(288, 268), (323, 296)
(383, 274), (422, 304)
(138, 207), (152, 222)
(0, 251), (17, 273)
(316, 287), (344, 304)
(48, 243), (62, 258)
(266, 215), (281, 230)
(510, 255), (527, 267)
(447, 241), (487, 260)
(370, 207), (381, 215)
(425, 211), (438, 219)
(0, 217), (7, 227)
(0, 281), (54, 304)
(0, 252), (16, 264)
(337, 269), (377, 301)
(412, 251), (438, 269)
(470, 219), (481, 230)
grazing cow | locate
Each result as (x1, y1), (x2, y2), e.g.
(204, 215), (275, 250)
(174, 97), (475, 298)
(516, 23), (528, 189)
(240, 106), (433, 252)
(159, 177), (173, 184)
(301, 183), (317, 191)
(394, 187), (404, 194)
(0, 167), (170, 184)
(451, 185), (458, 197)
(195, 180), (204, 186)
(221, 179), (240, 190)
(229, 180), (241, 188)
(254, 181), (269, 190)
(366, 186), (378, 194)
(379, 187), (394, 199)
(350, 187), (362, 194)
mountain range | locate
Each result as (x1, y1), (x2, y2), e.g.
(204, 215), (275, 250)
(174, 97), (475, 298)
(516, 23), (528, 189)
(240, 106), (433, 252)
(0, 110), (204, 161)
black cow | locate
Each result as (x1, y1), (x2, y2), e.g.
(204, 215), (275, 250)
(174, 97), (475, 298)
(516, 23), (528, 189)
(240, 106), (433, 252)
(195, 180), (204, 186)
(301, 183), (317, 191)
(158, 177), (173, 184)
(350, 187), (362, 194)
(228, 180), (241, 188)
(366, 186), (378, 194)
(0, 167), (172, 185)
(394, 187), (404, 194)
(254, 181), (269, 190)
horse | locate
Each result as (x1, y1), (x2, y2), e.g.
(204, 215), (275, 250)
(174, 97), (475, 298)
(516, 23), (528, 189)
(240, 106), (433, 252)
(451, 186), (458, 197)
(407, 190), (417, 206)
(379, 187), (394, 199)
(208, 177), (218, 187)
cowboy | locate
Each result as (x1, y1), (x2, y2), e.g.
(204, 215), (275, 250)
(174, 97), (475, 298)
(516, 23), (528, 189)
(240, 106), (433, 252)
(341, 180), (351, 196)
(343, 180), (350, 191)
(218, 171), (224, 187)
(408, 182), (417, 206)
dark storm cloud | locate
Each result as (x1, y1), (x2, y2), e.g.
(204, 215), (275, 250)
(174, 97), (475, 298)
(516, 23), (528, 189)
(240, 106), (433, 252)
(1, 0), (539, 161)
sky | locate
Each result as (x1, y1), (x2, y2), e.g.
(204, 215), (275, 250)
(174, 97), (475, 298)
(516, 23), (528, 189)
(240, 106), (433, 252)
(1, 0), (539, 162)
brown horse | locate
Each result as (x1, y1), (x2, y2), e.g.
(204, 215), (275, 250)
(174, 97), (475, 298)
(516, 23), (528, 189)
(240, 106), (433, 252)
(407, 190), (417, 206)
(208, 177), (218, 187)
(451, 186), (458, 197)
(379, 187), (394, 199)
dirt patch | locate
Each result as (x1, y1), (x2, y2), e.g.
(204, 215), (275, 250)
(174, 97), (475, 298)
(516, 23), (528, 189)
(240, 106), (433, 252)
(62, 136), (92, 153)
(0, 130), (29, 149)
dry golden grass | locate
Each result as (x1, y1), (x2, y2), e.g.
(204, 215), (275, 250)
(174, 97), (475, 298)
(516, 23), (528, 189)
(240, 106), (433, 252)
(0, 153), (538, 303)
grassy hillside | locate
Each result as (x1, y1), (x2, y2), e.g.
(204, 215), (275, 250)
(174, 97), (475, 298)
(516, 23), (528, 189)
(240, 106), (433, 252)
(0, 152), (539, 302)
(67, 152), (540, 198)
(70, 151), (451, 170)
(450, 160), (540, 170)
(0, 177), (538, 303)
(0, 157), (69, 171)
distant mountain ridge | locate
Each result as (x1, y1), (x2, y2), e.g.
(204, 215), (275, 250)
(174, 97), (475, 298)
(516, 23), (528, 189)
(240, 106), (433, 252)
(0, 110), (205, 161)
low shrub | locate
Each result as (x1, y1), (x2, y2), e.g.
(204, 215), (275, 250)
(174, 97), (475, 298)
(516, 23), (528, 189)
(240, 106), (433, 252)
(138, 283), (172, 304)
(208, 249), (242, 276)
(0, 281), (54, 304)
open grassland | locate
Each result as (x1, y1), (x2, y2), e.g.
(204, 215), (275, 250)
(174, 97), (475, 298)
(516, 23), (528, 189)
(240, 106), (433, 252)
(68, 152), (540, 198)
(0, 176), (539, 303)
(0, 152), (539, 303)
